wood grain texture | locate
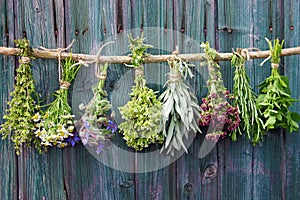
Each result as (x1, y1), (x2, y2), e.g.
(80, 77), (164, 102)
(0, 0), (300, 200)
(0, 1), (18, 200)
(284, 1), (300, 200)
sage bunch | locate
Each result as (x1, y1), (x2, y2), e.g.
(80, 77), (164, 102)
(199, 42), (240, 142)
(159, 54), (200, 156)
(33, 56), (82, 148)
(257, 38), (300, 132)
(78, 63), (117, 154)
(231, 50), (264, 144)
(0, 39), (42, 154)
(119, 33), (164, 151)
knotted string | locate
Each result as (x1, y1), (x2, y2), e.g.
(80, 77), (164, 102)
(19, 56), (31, 64)
(271, 63), (279, 69)
(90, 42), (115, 79)
(135, 67), (144, 77)
(40, 40), (75, 82)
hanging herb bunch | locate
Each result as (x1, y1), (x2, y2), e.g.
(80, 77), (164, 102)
(199, 42), (240, 142)
(0, 39), (43, 154)
(159, 48), (200, 156)
(33, 55), (82, 148)
(257, 38), (300, 132)
(231, 49), (265, 144)
(119, 33), (164, 151)
(78, 63), (117, 154)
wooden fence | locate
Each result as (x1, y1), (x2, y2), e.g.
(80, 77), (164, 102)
(0, 0), (299, 199)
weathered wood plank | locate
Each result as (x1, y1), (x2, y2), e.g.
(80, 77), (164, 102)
(252, 0), (285, 199)
(13, 0), (67, 199)
(0, 1), (18, 199)
(216, 0), (255, 199)
(283, 1), (300, 199)
(64, 1), (136, 199)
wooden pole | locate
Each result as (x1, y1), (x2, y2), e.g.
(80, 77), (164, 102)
(1, 46), (300, 64)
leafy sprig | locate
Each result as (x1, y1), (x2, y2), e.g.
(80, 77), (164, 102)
(257, 38), (300, 132)
(0, 39), (42, 154)
(119, 33), (164, 151)
(231, 50), (265, 144)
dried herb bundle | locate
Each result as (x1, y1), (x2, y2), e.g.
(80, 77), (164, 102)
(0, 39), (42, 154)
(78, 63), (117, 154)
(33, 56), (82, 148)
(231, 50), (264, 144)
(199, 42), (240, 141)
(119, 33), (164, 151)
(257, 38), (300, 132)
(159, 53), (200, 156)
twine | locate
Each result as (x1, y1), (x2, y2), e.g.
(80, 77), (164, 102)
(90, 42), (114, 79)
(168, 72), (182, 82)
(98, 71), (107, 80)
(19, 56), (30, 64)
(135, 68), (144, 77)
(271, 63), (279, 69)
(60, 81), (71, 90)
(40, 40), (75, 82)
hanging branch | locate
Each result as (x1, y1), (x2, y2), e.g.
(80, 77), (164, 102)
(1, 45), (300, 64)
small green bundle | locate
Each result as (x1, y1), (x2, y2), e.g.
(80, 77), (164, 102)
(231, 49), (264, 144)
(78, 63), (117, 154)
(33, 56), (82, 148)
(159, 53), (200, 156)
(119, 33), (164, 151)
(0, 39), (42, 154)
(257, 38), (300, 132)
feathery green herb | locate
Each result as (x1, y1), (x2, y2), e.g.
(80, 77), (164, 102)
(0, 39), (42, 154)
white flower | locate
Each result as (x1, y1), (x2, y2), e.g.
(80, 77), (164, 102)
(32, 113), (41, 122)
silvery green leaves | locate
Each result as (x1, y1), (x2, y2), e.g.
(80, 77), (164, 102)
(0, 39), (42, 155)
(159, 57), (200, 156)
(231, 52), (265, 144)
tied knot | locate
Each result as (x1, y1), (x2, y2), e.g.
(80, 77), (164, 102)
(98, 71), (107, 80)
(60, 81), (71, 90)
(241, 49), (250, 60)
(271, 63), (279, 69)
(168, 72), (181, 82)
(135, 68), (144, 77)
(19, 57), (31, 64)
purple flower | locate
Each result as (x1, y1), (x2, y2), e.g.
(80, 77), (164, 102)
(66, 131), (80, 147)
(96, 141), (104, 154)
(106, 119), (117, 134)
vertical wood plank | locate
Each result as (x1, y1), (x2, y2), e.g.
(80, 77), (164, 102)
(252, 0), (285, 199)
(0, 1), (18, 199)
(283, 1), (300, 199)
(215, 0), (269, 199)
(13, 0), (67, 199)
(64, 1), (136, 199)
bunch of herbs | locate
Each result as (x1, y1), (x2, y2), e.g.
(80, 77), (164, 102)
(159, 54), (200, 156)
(257, 38), (300, 132)
(0, 39), (43, 154)
(119, 33), (164, 151)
